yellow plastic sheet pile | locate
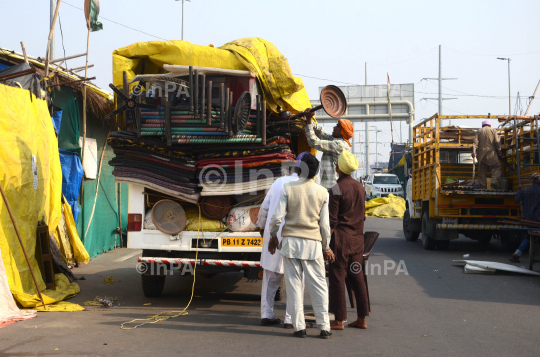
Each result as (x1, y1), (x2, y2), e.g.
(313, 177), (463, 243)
(365, 194), (406, 218)
(0, 84), (85, 310)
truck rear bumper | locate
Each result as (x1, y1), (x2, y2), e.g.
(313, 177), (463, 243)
(138, 257), (261, 268)
(436, 224), (521, 230)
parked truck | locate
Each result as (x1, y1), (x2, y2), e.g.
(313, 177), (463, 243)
(127, 184), (268, 298)
(402, 114), (540, 250)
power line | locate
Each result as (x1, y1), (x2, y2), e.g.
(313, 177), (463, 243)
(444, 45), (540, 57)
(63, 1), (168, 41)
(423, 79), (525, 99)
(368, 47), (438, 66)
(421, 98), (468, 115)
(297, 75), (522, 100)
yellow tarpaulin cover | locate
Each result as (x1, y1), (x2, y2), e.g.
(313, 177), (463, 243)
(0, 84), (83, 310)
(112, 37), (314, 153)
(365, 194), (406, 218)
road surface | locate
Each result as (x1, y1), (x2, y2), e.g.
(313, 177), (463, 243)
(2, 217), (539, 356)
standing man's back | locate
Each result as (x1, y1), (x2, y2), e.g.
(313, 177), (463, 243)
(472, 120), (502, 189)
(327, 151), (369, 330)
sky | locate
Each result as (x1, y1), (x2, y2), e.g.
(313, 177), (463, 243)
(2, 0), (540, 171)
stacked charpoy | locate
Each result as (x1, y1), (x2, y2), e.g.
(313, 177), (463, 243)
(107, 131), (200, 203)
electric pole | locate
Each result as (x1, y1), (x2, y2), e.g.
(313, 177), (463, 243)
(423, 45), (457, 126)
(497, 57), (512, 116)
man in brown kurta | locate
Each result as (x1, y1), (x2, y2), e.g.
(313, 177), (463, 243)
(327, 151), (369, 330)
(472, 120), (502, 189)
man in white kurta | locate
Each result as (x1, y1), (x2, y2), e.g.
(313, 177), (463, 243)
(268, 153), (333, 339)
(257, 165), (300, 327)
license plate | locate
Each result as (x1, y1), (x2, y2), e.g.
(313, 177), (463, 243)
(443, 217), (457, 225)
(221, 237), (262, 247)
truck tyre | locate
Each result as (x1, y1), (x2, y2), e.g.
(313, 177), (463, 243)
(274, 277), (284, 301)
(421, 211), (436, 250)
(403, 209), (420, 242)
(141, 274), (166, 298)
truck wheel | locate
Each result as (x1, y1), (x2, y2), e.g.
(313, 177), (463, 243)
(141, 274), (166, 297)
(274, 277), (284, 301)
(421, 211), (436, 250)
(403, 209), (420, 242)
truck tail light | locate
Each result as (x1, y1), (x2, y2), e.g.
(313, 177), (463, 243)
(128, 214), (142, 231)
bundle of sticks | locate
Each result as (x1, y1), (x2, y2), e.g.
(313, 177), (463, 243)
(499, 216), (540, 228)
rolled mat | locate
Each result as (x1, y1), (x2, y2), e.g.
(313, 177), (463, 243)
(112, 167), (199, 191)
(141, 119), (221, 124)
(196, 152), (294, 168)
(141, 111), (220, 115)
(112, 152), (196, 172)
(172, 137), (262, 145)
(112, 148), (195, 164)
(109, 159), (197, 182)
(141, 126), (226, 131)
(142, 131), (229, 136)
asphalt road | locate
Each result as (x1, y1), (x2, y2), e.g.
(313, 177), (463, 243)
(2, 217), (540, 357)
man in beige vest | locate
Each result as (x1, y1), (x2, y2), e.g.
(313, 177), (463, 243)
(268, 153), (333, 339)
(472, 120), (502, 189)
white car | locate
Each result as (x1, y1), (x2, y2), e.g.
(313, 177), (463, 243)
(364, 173), (404, 200)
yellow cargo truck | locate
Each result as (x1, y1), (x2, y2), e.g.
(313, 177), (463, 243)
(402, 114), (540, 250)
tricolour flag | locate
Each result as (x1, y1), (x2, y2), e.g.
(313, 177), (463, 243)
(84, 0), (103, 32)
(387, 73), (391, 103)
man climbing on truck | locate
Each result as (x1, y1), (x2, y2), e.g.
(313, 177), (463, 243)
(472, 120), (502, 189)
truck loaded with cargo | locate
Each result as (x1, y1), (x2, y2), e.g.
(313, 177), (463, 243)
(402, 114), (540, 250)
(106, 39), (347, 297)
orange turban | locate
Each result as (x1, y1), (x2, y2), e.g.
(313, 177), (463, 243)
(338, 119), (353, 147)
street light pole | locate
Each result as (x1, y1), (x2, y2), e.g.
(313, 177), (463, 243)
(370, 126), (382, 169)
(176, 0), (190, 41)
(497, 57), (512, 116)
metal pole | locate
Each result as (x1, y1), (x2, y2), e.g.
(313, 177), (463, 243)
(365, 62), (367, 86)
(365, 71), (369, 176)
(44, 0), (61, 82)
(409, 111), (414, 146)
(181, 0), (184, 40)
(50, 0), (55, 60)
(438, 45), (442, 117)
(508, 59), (512, 117)
(376, 130), (379, 168)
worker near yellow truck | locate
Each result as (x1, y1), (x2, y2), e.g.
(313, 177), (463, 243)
(472, 120), (502, 189)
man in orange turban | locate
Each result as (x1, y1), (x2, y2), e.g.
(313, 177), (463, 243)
(300, 109), (353, 190)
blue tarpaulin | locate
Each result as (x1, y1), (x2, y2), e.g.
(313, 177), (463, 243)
(59, 149), (83, 222)
(51, 107), (62, 134)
